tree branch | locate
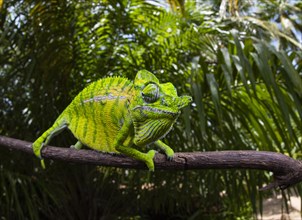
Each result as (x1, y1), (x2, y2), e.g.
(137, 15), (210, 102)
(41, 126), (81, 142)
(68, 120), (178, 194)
(1, 135), (302, 190)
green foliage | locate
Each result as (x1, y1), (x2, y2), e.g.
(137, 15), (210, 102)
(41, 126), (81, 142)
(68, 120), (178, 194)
(1, 0), (302, 219)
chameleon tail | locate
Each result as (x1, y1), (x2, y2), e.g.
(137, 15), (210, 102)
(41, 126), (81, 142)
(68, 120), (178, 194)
(32, 119), (68, 168)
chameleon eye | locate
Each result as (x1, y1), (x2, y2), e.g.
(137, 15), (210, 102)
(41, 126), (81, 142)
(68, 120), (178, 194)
(142, 83), (160, 103)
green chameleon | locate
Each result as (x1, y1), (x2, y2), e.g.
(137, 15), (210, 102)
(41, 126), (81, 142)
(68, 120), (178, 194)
(32, 70), (192, 171)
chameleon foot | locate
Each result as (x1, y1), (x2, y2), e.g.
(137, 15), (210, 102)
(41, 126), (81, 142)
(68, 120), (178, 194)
(146, 150), (157, 171)
(165, 149), (174, 161)
(70, 141), (83, 150)
(154, 140), (174, 161)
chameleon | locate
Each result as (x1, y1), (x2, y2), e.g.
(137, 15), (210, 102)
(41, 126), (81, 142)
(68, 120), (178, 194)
(32, 70), (192, 171)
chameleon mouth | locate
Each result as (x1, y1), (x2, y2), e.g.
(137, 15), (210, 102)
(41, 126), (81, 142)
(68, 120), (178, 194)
(132, 106), (179, 118)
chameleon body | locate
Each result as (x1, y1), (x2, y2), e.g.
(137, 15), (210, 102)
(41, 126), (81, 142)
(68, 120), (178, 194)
(32, 70), (192, 171)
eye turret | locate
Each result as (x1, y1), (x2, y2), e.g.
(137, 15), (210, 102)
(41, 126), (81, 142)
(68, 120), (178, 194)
(142, 83), (159, 103)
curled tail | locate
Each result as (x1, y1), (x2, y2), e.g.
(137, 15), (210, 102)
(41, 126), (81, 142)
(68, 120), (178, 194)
(32, 118), (68, 168)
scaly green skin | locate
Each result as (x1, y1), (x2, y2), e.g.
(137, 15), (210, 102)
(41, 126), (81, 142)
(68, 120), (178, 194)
(32, 70), (192, 171)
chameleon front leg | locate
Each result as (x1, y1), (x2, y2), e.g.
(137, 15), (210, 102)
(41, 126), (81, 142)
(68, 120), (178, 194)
(154, 140), (174, 161)
(116, 145), (156, 171)
(32, 121), (68, 168)
(114, 118), (156, 171)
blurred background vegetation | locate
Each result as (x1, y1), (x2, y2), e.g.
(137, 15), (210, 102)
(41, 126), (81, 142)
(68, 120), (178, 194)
(0, 0), (302, 219)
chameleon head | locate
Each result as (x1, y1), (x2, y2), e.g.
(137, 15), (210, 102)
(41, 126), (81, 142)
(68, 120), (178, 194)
(130, 70), (192, 146)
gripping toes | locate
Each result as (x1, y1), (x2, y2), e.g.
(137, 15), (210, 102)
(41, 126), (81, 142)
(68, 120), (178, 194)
(154, 140), (174, 161)
(165, 148), (174, 161)
(145, 150), (157, 171)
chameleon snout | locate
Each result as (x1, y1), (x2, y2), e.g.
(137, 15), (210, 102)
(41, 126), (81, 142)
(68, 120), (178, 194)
(177, 95), (192, 109)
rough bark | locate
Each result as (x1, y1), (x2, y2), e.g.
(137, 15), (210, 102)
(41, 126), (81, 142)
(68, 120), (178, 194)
(1, 135), (302, 190)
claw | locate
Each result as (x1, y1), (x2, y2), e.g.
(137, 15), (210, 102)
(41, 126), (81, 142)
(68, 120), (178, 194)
(167, 155), (174, 161)
(165, 149), (174, 161)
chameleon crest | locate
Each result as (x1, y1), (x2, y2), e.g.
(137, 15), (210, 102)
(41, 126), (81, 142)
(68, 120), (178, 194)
(32, 70), (192, 171)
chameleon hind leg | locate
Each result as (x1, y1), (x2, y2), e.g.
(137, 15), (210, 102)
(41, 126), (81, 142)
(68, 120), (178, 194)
(32, 121), (68, 168)
(154, 140), (174, 161)
(70, 141), (83, 150)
